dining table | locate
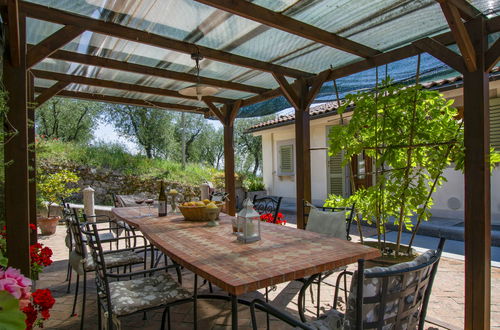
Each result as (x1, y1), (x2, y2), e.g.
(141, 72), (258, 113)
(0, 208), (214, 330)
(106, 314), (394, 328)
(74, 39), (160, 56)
(112, 206), (380, 329)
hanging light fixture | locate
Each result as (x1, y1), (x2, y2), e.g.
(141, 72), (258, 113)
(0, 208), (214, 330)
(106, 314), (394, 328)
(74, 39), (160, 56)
(178, 52), (219, 101)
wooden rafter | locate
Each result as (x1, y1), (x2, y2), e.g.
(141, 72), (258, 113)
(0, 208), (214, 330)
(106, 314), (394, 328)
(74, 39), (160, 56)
(485, 37), (500, 72)
(20, 1), (312, 78)
(34, 87), (205, 113)
(34, 81), (69, 107)
(439, 0), (477, 71)
(6, 0), (20, 67)
(204, 100), (225, 123)
(194, 0), (380, 58)
(444, 0), (483, 21)
(42, 48), (268, 95)
(26, 25), (84, 68)
(413, 38), (466, 73)
(32, 70), (232, 104)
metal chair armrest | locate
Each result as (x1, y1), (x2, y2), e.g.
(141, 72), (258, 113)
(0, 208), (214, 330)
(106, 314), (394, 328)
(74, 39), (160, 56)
(250, 299), (314, 330)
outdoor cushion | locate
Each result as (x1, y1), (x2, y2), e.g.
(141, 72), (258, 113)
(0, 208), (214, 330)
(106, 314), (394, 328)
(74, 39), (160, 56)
(70, 250), (144, 275)
(342, 249), (437, 329)
(108, 273), (192, 316)
(306, 206), (346, 239)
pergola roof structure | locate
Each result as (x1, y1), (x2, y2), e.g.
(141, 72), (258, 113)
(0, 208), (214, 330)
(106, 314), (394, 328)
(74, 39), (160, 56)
(2, 1), (500, 329)
(11, 0), (500, 117)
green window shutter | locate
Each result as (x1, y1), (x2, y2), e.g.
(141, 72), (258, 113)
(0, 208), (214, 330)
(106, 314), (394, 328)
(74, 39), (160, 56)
(490, 101), (500, 152)
(328, 152), (344, 196)
(279, 144), (294, 175)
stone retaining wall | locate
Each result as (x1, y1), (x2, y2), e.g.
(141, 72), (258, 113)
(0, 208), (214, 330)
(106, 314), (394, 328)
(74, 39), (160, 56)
(39, 162), (201, 205)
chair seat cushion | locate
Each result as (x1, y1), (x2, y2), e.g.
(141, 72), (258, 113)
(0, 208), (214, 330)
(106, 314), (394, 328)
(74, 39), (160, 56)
(297, 309), (344, 330)
(70, 250), (144, 274)
(108, 273), (192, 316)
(86, 250), (144, 271)
(82, 232), (116, 243)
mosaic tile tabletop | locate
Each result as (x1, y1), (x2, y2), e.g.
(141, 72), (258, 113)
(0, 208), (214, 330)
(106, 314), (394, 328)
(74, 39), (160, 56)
(113, 207), (380, 295)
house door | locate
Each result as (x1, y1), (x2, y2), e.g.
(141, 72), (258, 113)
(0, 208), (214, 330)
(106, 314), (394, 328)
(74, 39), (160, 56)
(350, 152), (372, 190)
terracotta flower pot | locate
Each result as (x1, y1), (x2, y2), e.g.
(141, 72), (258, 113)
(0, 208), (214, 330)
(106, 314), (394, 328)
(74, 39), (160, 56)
(37, 216), (61, 235)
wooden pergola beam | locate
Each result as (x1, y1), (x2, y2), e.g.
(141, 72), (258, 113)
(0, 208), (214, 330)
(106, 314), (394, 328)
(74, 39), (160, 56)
(413, 37), (466, 73)
(6, 0), (20, 67)
(439, 0), (477, 71)
(272, 73), (299, 109)
(34, 81), (69, 108)
(20, 1), (312, 78)
(26, 25), (84, 68)
(445, 0), (484, 21)
(204, 100), (225, 123)
(34, 87), (205, 113)
(194, 0), (380, 58)
(485, 37), (500, 72)
(43, 48), (268, 95)
(31, 69), (232, 104)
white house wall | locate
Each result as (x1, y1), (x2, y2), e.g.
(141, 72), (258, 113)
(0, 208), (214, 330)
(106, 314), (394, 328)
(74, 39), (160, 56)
(254, 81), (500, 223)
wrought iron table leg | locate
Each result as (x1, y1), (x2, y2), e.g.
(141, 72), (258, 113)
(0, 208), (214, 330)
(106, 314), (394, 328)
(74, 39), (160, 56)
(230, 294), (238, 330)
(194, 274), (198, 330)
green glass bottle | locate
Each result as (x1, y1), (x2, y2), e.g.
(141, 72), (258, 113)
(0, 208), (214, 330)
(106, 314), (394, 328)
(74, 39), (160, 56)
(158, 181), (167, 217)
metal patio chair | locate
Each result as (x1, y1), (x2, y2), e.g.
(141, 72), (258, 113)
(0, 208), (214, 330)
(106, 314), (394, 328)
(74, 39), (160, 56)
(250, 238), (446, 330)
(295, 201), (356, 318)
(84, 222), (195, 330)
(252, 195), (282, 223)
(67, 215), (148, 330)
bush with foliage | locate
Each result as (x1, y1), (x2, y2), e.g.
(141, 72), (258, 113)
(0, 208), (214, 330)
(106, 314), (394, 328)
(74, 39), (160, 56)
(326, 77), (500, 255)
(37, 169), (79, 217)
(242, 175), (265, 191)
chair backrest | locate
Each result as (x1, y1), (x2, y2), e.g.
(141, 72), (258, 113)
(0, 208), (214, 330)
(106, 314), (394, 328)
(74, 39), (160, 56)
(83, 223), (112, 308)
(68, 214), (88, 258)
(303, 201), (355, 241)
(252, 196), (282, 224)
(210, 191), (228, 202)
(111, 193), (123, 207)
(345, 238), (446, 330)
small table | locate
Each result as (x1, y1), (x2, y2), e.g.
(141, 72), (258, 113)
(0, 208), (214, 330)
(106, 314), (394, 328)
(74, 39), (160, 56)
(113, 207), (380, 329)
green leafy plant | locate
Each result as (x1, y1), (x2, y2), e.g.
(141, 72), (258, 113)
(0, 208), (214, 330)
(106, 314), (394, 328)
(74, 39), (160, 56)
(0, 291), (26, 329)
(243, 176), (265, 191)
(326, 77), (500, 256)
(37, 170), (79, 218)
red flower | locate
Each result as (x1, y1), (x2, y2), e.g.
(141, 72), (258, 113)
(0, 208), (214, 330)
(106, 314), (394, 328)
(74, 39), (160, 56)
(23, 303), (38, 330)
(29, 224), (37, 231)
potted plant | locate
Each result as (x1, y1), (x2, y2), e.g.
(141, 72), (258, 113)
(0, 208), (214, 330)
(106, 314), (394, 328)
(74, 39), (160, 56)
(36, 169), (79, 235)
(325, 77), (500, 265)
(243, 175), (266, 201)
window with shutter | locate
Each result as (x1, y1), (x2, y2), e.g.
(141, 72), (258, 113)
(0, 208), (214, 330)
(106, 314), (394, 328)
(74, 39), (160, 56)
(490, 99), (500, 151)
(328, 151), (345, 196)
(278, 144), (294, 175)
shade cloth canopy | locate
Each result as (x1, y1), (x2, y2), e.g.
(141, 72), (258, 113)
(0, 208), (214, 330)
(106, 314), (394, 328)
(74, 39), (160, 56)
(23, 0), (500, 117)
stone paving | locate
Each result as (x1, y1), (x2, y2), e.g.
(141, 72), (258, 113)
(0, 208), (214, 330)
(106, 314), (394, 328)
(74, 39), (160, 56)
(37, 224), (500, 329)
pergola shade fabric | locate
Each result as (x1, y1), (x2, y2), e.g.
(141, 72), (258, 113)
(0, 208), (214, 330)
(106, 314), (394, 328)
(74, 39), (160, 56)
(21, 0), (500, 117)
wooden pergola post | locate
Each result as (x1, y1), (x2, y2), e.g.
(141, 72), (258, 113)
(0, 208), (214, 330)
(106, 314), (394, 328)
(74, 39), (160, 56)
(3, 8), (31, 275)
(207, 101), (241, 216)
(463, 17), (491, 330)
(273, 74), (329, 229)
(28, 71), (37, 245)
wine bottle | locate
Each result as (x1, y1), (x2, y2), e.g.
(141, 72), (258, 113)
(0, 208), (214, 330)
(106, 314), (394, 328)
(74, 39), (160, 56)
(158, 181), (167, 217)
